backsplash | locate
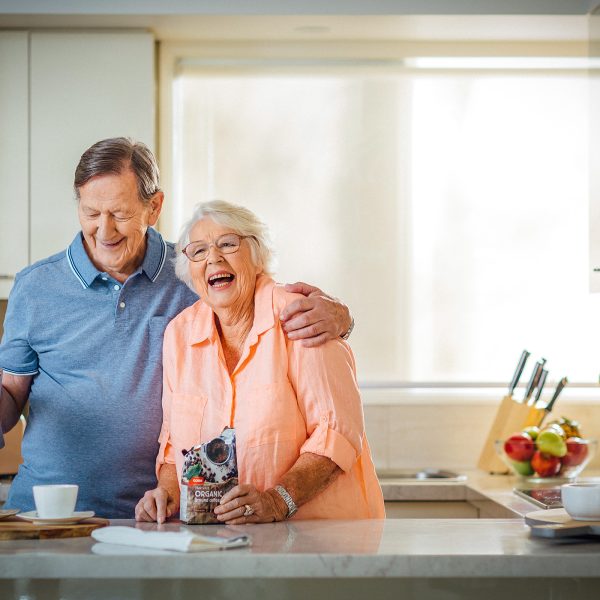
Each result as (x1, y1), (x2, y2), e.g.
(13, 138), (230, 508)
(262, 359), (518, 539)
(363, 397), (600, 474)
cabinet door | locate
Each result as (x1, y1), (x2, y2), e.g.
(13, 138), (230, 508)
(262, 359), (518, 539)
(591, 8), (600, 292)
(0, 32), (29, 298)
(29, 32), (155, 262)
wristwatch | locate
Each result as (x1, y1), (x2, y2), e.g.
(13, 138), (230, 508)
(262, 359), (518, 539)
(274, 485), (298, 519)
(340, 316), (355, 341)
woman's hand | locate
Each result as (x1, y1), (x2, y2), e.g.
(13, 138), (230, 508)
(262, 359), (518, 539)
(280, 282), (351, 347)
(135, 487), (179, 524)
(214, 483), (287, 524)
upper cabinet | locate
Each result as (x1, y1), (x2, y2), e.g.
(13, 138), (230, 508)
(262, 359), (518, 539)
(0, 31), (155, 297)
(591, 7), (600, 292)
(0, 32), (29, 299)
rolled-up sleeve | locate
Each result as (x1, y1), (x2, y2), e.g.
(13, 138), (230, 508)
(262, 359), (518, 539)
(0, 274), (39, 376)
(288, 338), (364, 473)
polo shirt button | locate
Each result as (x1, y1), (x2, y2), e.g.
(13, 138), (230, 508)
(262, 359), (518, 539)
(113, 284), (120, 291)
(101, 277), (107, 281)
(119, 302), (126, 309)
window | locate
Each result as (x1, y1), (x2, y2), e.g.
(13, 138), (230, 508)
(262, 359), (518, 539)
(165, 53), (595, 384)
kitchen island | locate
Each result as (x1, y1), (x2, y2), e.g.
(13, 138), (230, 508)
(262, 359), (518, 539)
(1, 472), (600, 600)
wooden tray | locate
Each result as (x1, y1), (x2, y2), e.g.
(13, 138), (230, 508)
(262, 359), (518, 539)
(0, 517), (109, 540)
(525, 508), (600, 539)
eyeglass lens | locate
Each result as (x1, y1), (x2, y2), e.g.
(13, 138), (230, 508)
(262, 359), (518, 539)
(186, 233), (242, 261)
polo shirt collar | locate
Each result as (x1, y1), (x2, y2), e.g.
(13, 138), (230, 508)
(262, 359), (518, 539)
(140, 227), (168, 283)
(66, 232), (101, 289)
(66, 227), (168, 289)
(188, 275), (276, 346)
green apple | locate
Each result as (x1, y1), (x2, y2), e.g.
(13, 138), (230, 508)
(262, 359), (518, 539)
(522, 426), (540, 441)
(511, 460), (534, 476)
(536, 429), (567, 457)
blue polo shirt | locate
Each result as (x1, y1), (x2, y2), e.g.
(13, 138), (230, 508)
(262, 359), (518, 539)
(0, 228), (197, 517)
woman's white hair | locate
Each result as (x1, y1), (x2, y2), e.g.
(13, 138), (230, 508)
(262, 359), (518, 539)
(175, 200), (276, 291)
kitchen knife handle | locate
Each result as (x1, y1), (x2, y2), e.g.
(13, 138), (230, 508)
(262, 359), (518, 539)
(508, 350), (530, 396)
(523, 358), (546, 403)
(545, 376), (568, 413)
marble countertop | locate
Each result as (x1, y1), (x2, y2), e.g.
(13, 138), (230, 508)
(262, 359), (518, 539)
(2, 471), (600, 580)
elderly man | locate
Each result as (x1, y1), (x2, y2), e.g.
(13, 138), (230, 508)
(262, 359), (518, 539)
(0, 137), (352, 518)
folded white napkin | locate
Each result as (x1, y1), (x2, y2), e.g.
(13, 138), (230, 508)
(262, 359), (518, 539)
(91, 526), (250, 553)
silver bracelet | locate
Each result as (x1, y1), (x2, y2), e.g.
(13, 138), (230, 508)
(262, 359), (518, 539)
(340, 316), (355, 341)
(274, 485), (298, 519)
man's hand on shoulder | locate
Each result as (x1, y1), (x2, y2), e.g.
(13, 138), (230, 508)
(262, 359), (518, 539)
(279, 282), (352, 348)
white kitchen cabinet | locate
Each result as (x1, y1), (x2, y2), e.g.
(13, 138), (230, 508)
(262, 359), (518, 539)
(384, 501), (480, 519)
(29, 32), (155, 263)
(590, 7), (600, 292)
(0, 30), (155, 296)
(0, 32), (29, 298)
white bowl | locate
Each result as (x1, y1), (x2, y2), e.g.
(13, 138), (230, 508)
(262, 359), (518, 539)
(561, 483), (600, 521)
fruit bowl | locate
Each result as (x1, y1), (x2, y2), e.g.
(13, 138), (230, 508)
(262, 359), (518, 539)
(495, 435), (597, 482)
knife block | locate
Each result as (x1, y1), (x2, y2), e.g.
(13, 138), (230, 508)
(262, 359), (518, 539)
(477, 394), (544, 474)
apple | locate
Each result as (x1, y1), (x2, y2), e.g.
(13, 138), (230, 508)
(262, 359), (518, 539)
(511, 460), (534, 476)
(531, 451), (561, 478)
(561, 437), (589, 467)
(522, 426), (540, 441)
(536, 429), (567, 458)
(504, 433), (535, 462)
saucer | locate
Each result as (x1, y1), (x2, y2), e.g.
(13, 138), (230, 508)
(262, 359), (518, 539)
(0, 508), (20, 520)
(17, 510), (95, 524)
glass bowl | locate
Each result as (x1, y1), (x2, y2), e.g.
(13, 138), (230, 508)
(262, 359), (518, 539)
(495, 437), (597, 482)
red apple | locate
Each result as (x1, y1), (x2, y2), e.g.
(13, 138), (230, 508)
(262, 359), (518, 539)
(531, 451), (561, 478)
(504, 433), (535, 462)
(561, 437), (589, 467)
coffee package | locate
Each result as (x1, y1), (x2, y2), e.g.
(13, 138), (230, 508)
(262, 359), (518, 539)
(180, 427), (238, 524)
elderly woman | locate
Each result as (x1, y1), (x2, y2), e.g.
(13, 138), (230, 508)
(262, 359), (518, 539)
(135, 201), (384, 523)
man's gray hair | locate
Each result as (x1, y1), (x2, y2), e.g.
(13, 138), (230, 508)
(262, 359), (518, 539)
(175, 200), (276, 290)
(74, 137), (160, 203)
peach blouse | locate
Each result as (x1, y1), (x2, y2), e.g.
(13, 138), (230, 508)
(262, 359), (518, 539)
(156, 275), (384, 519)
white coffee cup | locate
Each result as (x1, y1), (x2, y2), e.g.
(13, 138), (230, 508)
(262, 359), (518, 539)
(561, 483), (600, 521)
(32, 484), (78, 519)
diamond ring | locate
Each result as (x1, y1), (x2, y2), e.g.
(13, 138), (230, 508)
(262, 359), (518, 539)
(243, 504), (254, 517)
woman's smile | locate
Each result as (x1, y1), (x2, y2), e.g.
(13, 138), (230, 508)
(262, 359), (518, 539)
(207, 270), (236, 290)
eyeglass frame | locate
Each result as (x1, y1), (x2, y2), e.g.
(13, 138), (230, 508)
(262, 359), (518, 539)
(181, 232), (256, 262)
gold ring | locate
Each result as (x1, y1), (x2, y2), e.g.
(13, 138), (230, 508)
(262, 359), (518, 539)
(243, 504), (254, 517)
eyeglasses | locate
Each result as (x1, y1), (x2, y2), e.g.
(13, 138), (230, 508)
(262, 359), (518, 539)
(181, 233), (255, 262)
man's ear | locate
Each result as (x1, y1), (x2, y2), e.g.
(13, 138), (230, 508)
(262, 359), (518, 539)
(147, 191), (164, 226)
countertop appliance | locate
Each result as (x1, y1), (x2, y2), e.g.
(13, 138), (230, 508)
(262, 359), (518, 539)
(513, 487), (563, 509)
